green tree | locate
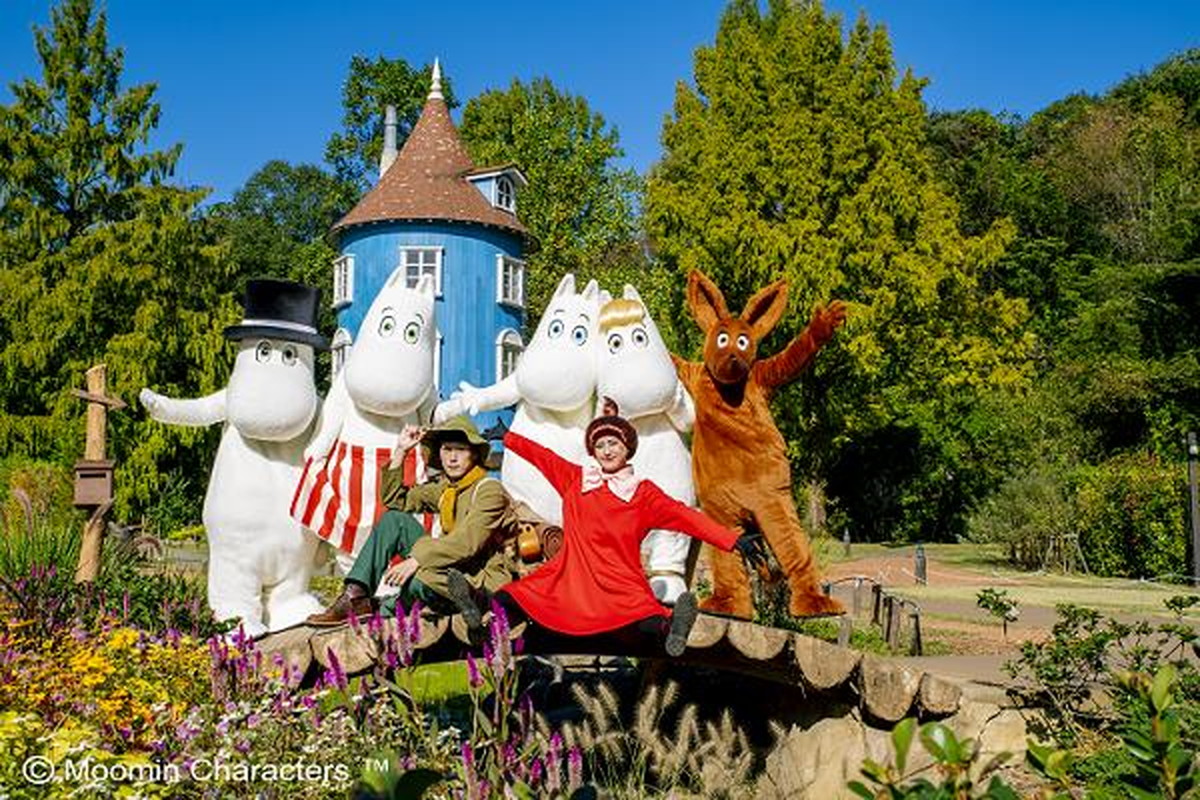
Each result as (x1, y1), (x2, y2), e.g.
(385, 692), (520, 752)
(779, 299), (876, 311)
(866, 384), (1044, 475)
(645, 0), (1033, 541)
(459, 77), (645, 322)
(0, 0), (239, 526)
(324, 56), (454, 194)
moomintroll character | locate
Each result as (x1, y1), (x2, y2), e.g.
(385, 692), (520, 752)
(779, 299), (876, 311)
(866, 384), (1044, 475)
(595, 285), (697, 604)
(291, 269), (438, 574)
(140, 279), (327, 637)
(437, 273), (603, 526)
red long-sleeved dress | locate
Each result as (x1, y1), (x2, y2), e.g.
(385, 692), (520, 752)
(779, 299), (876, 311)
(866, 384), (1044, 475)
(500, 431), (740, 635)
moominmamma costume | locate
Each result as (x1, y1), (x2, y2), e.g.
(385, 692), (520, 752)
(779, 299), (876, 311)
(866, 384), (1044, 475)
(140, 279), (327, 637)
(291, 269), (438, 574)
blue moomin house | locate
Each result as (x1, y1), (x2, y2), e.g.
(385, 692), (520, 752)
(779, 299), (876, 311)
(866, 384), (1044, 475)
(329, 61), (527, 432)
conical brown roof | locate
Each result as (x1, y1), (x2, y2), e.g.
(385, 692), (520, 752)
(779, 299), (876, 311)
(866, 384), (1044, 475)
(333, 93), (526, 236)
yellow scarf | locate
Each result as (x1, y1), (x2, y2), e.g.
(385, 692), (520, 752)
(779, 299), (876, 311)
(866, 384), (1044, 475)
(437, 465), (488, 533)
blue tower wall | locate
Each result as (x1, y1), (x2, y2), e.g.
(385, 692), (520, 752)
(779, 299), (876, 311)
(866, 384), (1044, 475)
(336, 221), (523, 434)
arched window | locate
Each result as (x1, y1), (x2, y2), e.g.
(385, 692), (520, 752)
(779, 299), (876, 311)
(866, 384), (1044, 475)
(495, 329), (524, 381)
(331, 328), (353, 374)
(495, 175), (515, 212)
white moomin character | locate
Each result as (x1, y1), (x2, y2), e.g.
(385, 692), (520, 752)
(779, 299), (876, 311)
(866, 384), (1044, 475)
(140, 279), (327, 637)
(595, 285), (697, 603)
(291, 269), (438, 574)
(438, 273), (602, 525)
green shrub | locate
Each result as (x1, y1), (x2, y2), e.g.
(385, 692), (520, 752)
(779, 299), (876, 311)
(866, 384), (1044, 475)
(1074, 452), (1186, 578)
(967, 467), (1073, 569)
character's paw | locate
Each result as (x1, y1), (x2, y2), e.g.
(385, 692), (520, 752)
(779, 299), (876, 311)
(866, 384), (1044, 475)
(789, 591), (846, 619)
(138, 388), (162, 415)
(698, 594), (753, 620)
(452, 381), (485, 416)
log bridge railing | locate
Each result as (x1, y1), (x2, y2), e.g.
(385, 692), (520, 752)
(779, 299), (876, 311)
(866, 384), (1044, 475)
(821, 576), (924, 656)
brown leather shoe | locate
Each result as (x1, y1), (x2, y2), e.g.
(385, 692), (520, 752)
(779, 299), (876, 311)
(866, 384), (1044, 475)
(306, 592), (376, 627)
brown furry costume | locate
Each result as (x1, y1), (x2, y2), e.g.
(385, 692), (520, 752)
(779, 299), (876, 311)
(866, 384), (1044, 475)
(672, 270), (846, 619)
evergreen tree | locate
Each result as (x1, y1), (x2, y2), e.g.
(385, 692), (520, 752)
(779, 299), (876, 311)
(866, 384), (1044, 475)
(459, 77), (645, 322)
(645, 0), (1033, 541)
(0, 0), (238, 526)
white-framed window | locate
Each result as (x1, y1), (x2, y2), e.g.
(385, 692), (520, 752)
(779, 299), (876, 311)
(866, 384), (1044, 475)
(331, 327), (353, 374)
(496, 329), (524, 381)
(332, 254), (354, 307)
(400, 246), (443, 296)
(495, 254), (525, 308)
(495, 175), (515, 212)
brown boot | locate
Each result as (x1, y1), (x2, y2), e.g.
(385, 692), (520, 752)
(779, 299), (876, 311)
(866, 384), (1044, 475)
(306, 584), (376, 627)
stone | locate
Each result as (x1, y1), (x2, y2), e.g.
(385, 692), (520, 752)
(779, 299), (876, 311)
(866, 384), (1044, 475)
(918, 673), (962, 716)
(687, 613), (727, 649)
(757, 714), (867, 800)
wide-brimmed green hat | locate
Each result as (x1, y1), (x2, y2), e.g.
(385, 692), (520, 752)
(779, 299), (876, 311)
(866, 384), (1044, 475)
(422, 416), (490, 471)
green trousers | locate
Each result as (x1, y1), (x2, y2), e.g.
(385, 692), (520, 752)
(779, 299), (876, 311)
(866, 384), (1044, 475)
(345, 511), (452, 615)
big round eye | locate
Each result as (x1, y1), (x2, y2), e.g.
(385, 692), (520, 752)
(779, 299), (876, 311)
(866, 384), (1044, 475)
(255, 341), (272, 362)
(281, 344), (298, 365)
(547, 319), (565, 338)
(571, 325), (589, 346)
(607, 333), (623, 353)
(404, 321), (421, 344)
(736, 334), (750, 351)
(378, 314), (397, 337)
(716, 332), (730, 348)
(631, 327), (649, 348)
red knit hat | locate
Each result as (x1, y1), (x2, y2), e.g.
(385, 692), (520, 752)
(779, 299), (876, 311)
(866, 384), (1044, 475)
(585, 397), (638, 458)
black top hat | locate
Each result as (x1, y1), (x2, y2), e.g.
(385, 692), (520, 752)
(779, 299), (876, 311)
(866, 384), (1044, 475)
(224, 279), (328, 351)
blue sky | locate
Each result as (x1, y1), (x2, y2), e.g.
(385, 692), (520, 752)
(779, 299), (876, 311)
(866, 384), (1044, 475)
(1, 1), (1197, 205)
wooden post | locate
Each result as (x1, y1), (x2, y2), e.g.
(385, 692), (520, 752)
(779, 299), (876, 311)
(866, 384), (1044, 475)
(72, 365), (125, 583)
(1189, 432), (1200, 583)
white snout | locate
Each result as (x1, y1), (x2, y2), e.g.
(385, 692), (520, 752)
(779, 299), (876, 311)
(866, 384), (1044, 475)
(226, 340), (318, 441)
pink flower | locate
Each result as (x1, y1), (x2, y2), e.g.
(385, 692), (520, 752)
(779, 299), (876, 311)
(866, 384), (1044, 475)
(466, 651), (483, 688)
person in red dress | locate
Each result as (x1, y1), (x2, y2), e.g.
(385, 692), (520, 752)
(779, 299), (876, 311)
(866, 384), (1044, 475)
(449, 399), (767, 656)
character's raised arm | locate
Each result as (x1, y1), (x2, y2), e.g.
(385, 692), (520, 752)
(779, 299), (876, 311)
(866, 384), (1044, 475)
(303, 371), (349, 462)
(139, 388), (227, 427)
(665, 380), (695, 433)
(434, 375), (521, 423)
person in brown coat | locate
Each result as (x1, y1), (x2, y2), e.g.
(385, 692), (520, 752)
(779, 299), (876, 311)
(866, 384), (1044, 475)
(673, 270), (846, 619)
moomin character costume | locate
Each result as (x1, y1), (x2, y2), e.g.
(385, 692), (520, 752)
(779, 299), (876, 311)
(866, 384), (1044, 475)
(139, 279), (327, 636)
(595, 286), (698, 604)
(674, 270), (847, 619)
(438, 273), (602, 526)
(291, 269), (438, 574)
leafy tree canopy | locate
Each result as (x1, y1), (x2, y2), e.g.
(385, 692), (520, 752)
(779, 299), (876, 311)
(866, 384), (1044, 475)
(645, 0), (1033, 540)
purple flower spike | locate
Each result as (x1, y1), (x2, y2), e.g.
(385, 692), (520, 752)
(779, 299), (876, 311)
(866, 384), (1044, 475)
(529, 757), (544, 786)
(466, 651), (483, 688)
(568, 747), (583, 791)
(325, 648), (348, 690)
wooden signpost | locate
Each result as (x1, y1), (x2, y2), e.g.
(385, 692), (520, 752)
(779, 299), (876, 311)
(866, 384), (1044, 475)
(72, 364), (125, 583)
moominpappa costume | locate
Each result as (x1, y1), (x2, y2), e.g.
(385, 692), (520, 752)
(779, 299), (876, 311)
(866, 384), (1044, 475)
(595, 286), (698, 604)
(140, 279), (327, 637)
(437, 273), (603, 526)
(291, 269), (438, 574)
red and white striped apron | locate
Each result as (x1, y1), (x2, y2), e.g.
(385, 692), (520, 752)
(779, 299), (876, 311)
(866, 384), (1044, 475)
(290, 440), (432, 555)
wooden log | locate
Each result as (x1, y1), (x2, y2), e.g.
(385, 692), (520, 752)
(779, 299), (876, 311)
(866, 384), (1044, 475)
(83, 365), (107, 461)
(918, 673), (962, 716)
(311, 624), (380, 675)
(256, 626), (315, 677)
(837, 615), (852, 647)
(415, 614), (448, 649)
(687, 613), (728, 649)
(858, 656), (921, 722)
(793, 633), (861, 691)
(727, 619), (790, 661)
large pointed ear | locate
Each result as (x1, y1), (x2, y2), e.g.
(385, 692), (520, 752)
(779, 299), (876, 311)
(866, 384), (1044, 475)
(552, 273), (576, 299)
(741, 279), (789, 339)
(414, 273), (435, 299)
(384, 265), (407, 288)
(622, 284), (644, 304)
(686, 270), (729, 332)
(580, 279), (600, 304)
(598, 288), (613, 306)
